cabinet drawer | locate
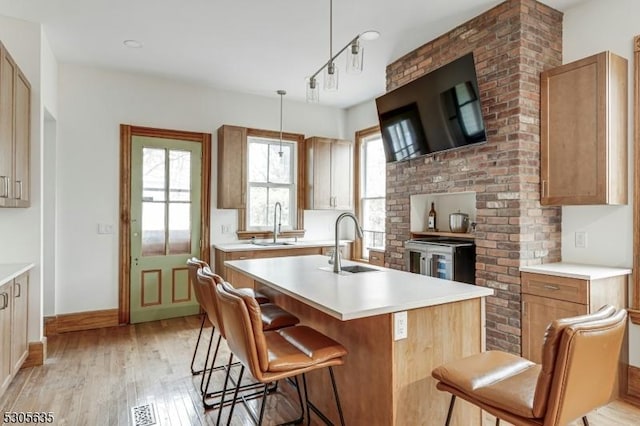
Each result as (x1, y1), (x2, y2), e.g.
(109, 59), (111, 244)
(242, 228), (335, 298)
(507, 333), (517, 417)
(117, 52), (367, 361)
(369, 250), (385, 267)
(521, 272), (588, 304)
(228, 251), (255, 261)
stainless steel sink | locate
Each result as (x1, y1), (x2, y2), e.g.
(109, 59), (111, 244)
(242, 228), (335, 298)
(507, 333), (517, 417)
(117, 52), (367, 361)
(339, 265), (380, 273)
(251, 241), (295, 246)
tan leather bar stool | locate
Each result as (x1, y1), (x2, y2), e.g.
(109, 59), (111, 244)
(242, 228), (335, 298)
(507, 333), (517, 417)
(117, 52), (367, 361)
(215, 281), (347, 426)
(187, 258), (271, 376)
(432, 305), (627, 426)
(196, 269), (300, 410)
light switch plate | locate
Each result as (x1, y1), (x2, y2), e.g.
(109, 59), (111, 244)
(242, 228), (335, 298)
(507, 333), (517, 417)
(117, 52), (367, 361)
(394, 311), (408, 341)
(575, 231), (587, 248)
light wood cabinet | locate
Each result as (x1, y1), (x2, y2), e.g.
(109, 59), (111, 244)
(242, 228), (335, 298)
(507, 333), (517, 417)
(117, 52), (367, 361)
(0, 42), (31, 208)
(368, 248), (385, 267)
(540, 51), (627, 205)
(305, 137), (353, 210)
(0, 271), (29, 397)
(0, 281), (12, 394)
(217, 125), (247, 209)
(521, 271), (627, 365)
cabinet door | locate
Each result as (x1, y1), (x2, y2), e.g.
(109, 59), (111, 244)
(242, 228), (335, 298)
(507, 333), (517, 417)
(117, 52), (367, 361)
(541, 51), (627, 205)
(521, 294), (586, 363)
(368, 249), (385, 267)
(331, 140), (353, 210)
(308, 137), (333, 209)
(0, 282), (12, 393)
(0, 49), (15, 203)
(11, 273), (28, 373)
(13, 71), (30, 206)
(217, 125), (247, 209)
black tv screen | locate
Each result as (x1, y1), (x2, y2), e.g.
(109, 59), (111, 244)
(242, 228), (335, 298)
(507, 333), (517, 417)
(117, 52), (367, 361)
(375, 53), (486, 163)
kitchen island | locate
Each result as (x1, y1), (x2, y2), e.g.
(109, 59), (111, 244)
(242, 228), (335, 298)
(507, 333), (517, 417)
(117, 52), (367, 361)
(225, 255), (493, 425)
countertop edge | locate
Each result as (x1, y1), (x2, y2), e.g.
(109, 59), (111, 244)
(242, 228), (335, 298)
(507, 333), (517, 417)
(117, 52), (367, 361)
(519, 262), (632, 280)
(0, 263), (36, 286)
(213, 240), (352, 252)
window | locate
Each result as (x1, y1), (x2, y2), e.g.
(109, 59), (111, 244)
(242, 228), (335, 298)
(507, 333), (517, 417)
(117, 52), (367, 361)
(355, 127), (386, 260)
(246, 135), (297, 230)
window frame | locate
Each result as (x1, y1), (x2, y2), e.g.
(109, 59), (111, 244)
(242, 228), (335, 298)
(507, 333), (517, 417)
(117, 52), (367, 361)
(354, 125), (385, 261)
(245, 135), (297, 231)
(631, 35), (640, 324)
(236, 128), (305, 240)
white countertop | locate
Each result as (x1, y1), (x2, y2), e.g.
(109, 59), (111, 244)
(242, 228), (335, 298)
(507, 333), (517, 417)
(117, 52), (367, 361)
(214, 240), (350, 252)
(0, 263), (35, 286)
(520, 262), (631, 280)
(224, 255), (493, 321)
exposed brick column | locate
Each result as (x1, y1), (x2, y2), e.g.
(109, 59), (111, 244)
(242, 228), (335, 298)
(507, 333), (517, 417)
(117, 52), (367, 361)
(384, 0), (562, 354)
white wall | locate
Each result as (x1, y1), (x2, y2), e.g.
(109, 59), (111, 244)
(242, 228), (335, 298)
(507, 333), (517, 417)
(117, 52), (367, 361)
(0, 16), (45, 342)
(56, 64), (349, 314)
(562, 0), (639, 365)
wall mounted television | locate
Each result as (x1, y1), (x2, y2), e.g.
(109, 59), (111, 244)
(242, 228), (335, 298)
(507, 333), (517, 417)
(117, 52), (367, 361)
(375, 52), (487, 163)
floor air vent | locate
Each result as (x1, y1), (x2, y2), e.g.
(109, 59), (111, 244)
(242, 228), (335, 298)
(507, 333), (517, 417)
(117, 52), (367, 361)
(131, 403), (157, 426)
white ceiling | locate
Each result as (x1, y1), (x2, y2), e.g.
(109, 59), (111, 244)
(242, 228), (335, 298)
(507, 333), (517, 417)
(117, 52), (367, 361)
(0, 0), (586, 108)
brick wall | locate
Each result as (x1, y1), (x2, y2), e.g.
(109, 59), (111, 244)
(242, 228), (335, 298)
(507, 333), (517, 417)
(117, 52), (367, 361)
(384, 0), (563, 354)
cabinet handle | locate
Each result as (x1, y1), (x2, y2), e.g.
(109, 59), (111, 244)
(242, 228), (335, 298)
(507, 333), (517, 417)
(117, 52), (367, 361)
(15, 180), (22, 200)
(541, 180), (547, 197)
(15, 282), (21, 298)
(543, 284), (560, 291)
(238, 256), (248, 260)
(0, 293), (7, 310)
(0, 176), (8, 198)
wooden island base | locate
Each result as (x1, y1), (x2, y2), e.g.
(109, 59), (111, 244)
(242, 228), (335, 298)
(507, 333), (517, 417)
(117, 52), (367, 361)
(256, 283), (485, 425)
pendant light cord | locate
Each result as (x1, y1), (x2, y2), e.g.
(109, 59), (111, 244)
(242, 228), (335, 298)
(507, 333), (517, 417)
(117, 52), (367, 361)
(329, 0), (333, 65)
(277, 90), (286, 157)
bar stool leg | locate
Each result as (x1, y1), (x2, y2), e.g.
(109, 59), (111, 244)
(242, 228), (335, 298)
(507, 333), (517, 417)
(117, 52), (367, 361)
(200, 331), (221, 395)
(190, 315), (207, 375)
(582, 417), (589, 426)
(445, 395), (456, 426)
(328, 367), (345, 426)
(214, 354), (236, 422)
(225, 365), (246, 426)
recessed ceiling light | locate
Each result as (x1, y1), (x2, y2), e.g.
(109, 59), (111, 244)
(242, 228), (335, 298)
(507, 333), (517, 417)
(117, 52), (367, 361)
(123, 39), (143, 48)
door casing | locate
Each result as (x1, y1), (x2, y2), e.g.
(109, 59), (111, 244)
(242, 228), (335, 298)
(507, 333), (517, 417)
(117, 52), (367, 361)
(119, 125), (211, 324)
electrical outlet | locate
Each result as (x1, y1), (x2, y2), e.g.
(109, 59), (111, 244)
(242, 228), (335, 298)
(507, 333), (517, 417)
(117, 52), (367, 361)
(394, 311), (408, 341)
(575, 231), (587, 248)
(97, 223), (114, 234)
(221, 224), (230, 234)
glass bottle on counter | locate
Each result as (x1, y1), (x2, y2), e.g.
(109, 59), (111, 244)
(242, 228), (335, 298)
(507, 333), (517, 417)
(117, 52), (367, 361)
(427, 202), (437, 231)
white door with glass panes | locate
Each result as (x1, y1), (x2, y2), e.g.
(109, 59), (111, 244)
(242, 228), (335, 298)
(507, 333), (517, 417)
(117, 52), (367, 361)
(360, 132), (386, 259)
(247, 135), (296, 232)
(130, 136), (202, 323)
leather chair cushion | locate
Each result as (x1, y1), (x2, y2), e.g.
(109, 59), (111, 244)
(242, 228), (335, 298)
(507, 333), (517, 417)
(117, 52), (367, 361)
(432, 351), (540, 418)
(260, 303), (300, 331)
(265, 326), (347, 372)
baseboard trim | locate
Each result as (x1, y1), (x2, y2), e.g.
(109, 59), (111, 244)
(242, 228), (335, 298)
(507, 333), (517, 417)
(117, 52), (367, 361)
(22, 338), (47, 368)
(629, 365), (640, 400)
(45, 308), (119, 335)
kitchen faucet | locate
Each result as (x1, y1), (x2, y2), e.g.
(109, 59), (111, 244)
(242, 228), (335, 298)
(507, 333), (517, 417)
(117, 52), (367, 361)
(332, 212), (364, 273)
(273, 202), (282, 243)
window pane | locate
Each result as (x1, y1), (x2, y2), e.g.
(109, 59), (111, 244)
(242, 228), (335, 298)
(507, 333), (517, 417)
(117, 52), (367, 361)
(142, 201), (165, 256)
(248, 142), (268, 183)
(169, 150), (191, 202)
(143, 148), (166, 202)
(248, 186), (268, 227)
(364, 138), (386, 198)
(362, 198), (385, 232)
(168, 203), (191, 254)
(267, 188), (291, 227)
(269, 144), (292, 184)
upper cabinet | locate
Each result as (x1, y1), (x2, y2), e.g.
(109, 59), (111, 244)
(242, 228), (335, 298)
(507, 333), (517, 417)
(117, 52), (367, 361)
(217, 125), (247, 209)
(0, 42), (31, 208)
(540, 51), (627, 206)
(305, 137), (353, 210)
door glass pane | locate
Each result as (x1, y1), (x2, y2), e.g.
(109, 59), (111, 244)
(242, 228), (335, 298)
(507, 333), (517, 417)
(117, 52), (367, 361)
(248, 142), (268, 182)
(169, 150), (191, 202)
(143, 148), (166, 202)
(269, 144), (292, 184)
(248, 186), (268, 227)
(168, 203), (191, 254)
(142, 201), (165, 256)
(267, 188), (291, 227)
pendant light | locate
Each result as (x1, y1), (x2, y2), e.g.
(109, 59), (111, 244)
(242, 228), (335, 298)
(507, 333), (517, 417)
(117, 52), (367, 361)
(277, 90), (286, 157)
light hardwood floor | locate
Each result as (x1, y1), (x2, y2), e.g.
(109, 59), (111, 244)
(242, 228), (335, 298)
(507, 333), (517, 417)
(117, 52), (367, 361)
(1, 315), (639, 426)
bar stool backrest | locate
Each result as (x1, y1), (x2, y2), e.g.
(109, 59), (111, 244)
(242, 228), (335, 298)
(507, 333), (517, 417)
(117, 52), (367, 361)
(196, 268), (225, 338)
(216, 282), (269, 380)
(187, 257), (208, 307)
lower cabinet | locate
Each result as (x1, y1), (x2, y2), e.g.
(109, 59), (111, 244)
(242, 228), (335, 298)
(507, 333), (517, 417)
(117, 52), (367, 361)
(368, 248), (385, 267)
(0, 271), (29, 397)
(521, 270), (627, 397)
